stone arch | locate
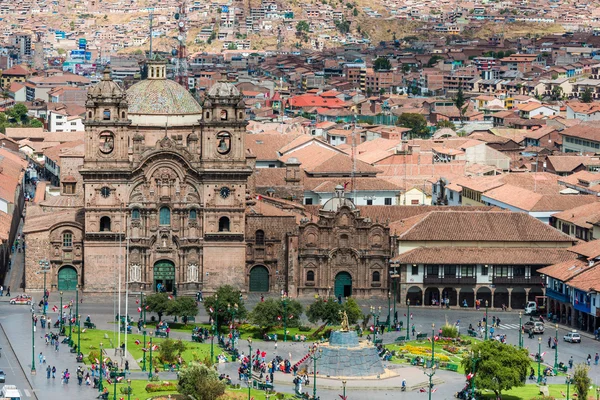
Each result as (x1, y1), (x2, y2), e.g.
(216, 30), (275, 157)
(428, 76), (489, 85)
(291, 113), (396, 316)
(511, 287), (527, 310)
(424, 287), (441, 306)
(494, 287), (509, 309)
(475, 286), (492, 307)
(441, 287), (457, 306)
(458, 288), (475, 308)
(249, 265), (269, 293)
(57, 265), (78, 291)
(406, 285), (423, 306)
(334, 271), (352, 298)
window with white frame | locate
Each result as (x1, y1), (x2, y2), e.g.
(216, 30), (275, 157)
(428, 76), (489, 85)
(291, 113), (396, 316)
(187, 264), (199, 283)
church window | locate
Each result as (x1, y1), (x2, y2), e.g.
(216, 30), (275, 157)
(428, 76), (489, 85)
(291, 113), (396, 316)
(129, 264), (141, 283)
(103, 109), (111, 120)
(189, 209), (197, 220)
(220, 109), (228, 120)
(239, 111), (243, 119)
(132, 208), (140, 220)
(88, 111), (92, 119)
(205, 111), (210, 119)
(159, 207), (171, 225)
(256, 230), (265, 245)
(306, 270), (315, 282)
(100, 216), (111, 232)
(62, 232), (73, 247)
(121, 111), (125, 119)
(218, 216), (230, 232)
(63, 182), (76, 195)
(216, 132), (231, 155)
(372, 271), (380, 282)
(99, 132), (114, 154)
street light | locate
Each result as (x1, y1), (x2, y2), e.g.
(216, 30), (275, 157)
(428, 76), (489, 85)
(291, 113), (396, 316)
(142, 326), (147, 372)
(211, 294), (219, 364)
(407, 299), (411, 337)
(148, 331), (154, 379)
(59, 291), (64, 333)
(247, 338), (253, 400)
(31, 314), (36, 375)
(537, 337), (542, 383)
(68, 301), (73, 347)
(387, 291), (391, 332)
(127, 379), (132, 400)
(484, 300), (489, 341)
(566, 374), (571, 400)
(470, 350), (481, 394)
(554, 324), (559, 373)
(281, 294), (289, 342)
(310, 348), (323, 400)
(39, 259), (49, 316)
(76, 287), (80, 353)
(98, 342), (104, 393)
(595, 385), (599, 400)
(342, 380), (347, 400)
(110, 366), (118, 400)
(423, 364), (436, 400)
(519, 312), (523, 348)
(370, 306), (380, 343)
(431, 323), (435, 366)
(229, 303), (238, 353)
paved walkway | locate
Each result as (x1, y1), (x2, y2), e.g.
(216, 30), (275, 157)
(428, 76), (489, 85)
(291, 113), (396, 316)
(3, 216), (24, 293)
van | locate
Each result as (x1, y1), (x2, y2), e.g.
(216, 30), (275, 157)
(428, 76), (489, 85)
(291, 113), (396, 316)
(525, 301), (537, 315)
(0, 385), (21, 400)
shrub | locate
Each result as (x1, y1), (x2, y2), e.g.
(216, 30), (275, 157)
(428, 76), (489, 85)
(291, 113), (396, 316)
(145, 382), (177, 393)
(88, 350), (100, 364)
(298, 326), (311, 332)
(441, 324), (458, 338)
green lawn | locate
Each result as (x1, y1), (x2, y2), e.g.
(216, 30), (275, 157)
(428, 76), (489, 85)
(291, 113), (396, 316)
(73, 328), (213, 369)
(479, 384), (571, 400)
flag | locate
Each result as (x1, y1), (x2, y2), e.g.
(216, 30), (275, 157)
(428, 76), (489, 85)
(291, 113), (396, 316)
(256, 195), (263, 201)
(95, 358), (100, 364)
(137, 307), (142, 313)
(116, 376), (124, 382)
(410, 313), (413, 319)
(277, 316), (282, 321)
(135, 340), (141, 345)
(540, 351), (547, 357)
(145, 306), (149, 310)
(466, 372), (474, 380)
(103, 357), (109, 362)
(289, 314), (294, 320)
(434, 336), (439, 341)
(432, 388), (438, 393)
(369, 325), (374, 332)
(136, 299), (139, 304)
(339, 396), (348, 400)
(63, 305), (69, 309)
(152, 345), (159, 351)
(52, 305), (58, 312)
(209, 307), (214, 313)
(81, 328), (87, 333)
(142, 348), (148, 352)
(419, 388), (427, 393)
(168, 295), (173, 300)
(343, 181), (350, 189)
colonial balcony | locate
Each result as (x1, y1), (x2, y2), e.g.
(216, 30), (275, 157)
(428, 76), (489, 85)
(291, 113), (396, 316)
(492, 276), (543, 285)
(423, 276), (476, 285)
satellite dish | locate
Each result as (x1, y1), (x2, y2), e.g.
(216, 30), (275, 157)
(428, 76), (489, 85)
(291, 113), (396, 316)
(174, 12), (180, 20)
(177, 35), (183, 41)
(179, 21), (184, 28)
(171, 58), (177, 64)
(171, 49), (178, 56)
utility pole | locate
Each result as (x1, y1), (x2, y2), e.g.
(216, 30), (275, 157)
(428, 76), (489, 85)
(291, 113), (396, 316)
(148, 7), (154, 59)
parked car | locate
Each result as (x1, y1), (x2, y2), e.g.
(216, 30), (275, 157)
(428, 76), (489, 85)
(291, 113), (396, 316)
(523, 321), (545, 334)
(0, 369), (5, 383)
(9, 295), (32, 305)
(564, 331), (581, 343)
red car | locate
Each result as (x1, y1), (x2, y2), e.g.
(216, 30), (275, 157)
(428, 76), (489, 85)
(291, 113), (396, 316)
(9, 294), (32, 305)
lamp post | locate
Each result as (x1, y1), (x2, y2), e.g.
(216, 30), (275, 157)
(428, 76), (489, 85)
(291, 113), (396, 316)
(142, 326), (147, 372)
(148, 331), (154, 379)
(31, 314), (36, 375)
(470, 350), (481, 393)
(431, 323), (435, 366)
(127, 379), (132, 400)
(342, 380), (347, 400)
(76, 287), (80, 352)
(139, 292), (145, 325)
(595, 385), (599, 400)
(370, 306), (379, 343)
(519, 312), (523, 348)
(407, 299), (410, 336)
(210, 294), (219, 364)
(387, 291), (392, 332)
(310, 348), (323, 400)
(566, 374), (571, 400)
(230, 303), (238, 352)
(484, 300), (489, 341)
(281, 294), (289, 342)
(59, 291), (63, 332)
(39, 259), (49, 316)
(537, 337), (542, 383)
(98, 342), (104, 393)
(554, 324), (559, 372)
(247, 338), (253, 400)
(111, 366), (118, 400)
(423, 364), (436, 400)
(68, 301), (73, 347)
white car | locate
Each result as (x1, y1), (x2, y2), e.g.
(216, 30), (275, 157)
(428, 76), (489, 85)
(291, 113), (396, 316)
(563, 331), (581, 343)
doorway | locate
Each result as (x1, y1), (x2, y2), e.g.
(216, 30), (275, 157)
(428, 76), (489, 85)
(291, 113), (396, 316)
(249, 265), (269, 292)
(334, 272), (352, 298)
(154, 260), (175, 293)
(57, 266), (78, 291)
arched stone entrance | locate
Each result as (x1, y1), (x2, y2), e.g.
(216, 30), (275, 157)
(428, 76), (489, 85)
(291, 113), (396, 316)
(442, 287), (457, 306)
(334, 271), (352, 298)
(494, 287), (509, 309)
(458, 289), (474, 308)
(249, 265), (270, 293)
(475, 286), (492, 307)
(154, 260), (175, 292)
(57, 266), (78, 291)
(406, 286), (423, 306)
(424, 287), (440, 306)
(511, 288), (527, 310)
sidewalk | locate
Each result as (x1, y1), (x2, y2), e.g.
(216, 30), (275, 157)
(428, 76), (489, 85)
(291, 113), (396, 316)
(3, 216), (24, 292)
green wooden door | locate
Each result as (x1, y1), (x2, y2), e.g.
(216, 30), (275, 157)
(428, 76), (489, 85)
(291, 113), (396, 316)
(334, 272), (352, 298)
(249, 265), (269, 292)
(154, 260), (175, 292)
(58, 266), (78, 291)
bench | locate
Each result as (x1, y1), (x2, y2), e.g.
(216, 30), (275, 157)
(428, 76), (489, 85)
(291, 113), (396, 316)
(191, 334), (204, 343)
(253, 380), (274, 390)
(373, 338), (383, 345)
(416, 333), (428, 341)
(446, 364), (459, 372)
(155, 330), (168, 338)
(467, 329), (478, 338)
(184, 316), (196, 323)
(83, 322), (96, 329)
(119, 326), (132, 333)
(163, 363), (180, 372)
(395, 336), (407, 343)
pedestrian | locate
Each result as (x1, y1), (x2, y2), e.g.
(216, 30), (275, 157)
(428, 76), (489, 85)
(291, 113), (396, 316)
(0, 285), (3, 296)
(124, 360), (129, 375)
(55, 341), (59, 352)
(52, 366), (56, 379)
(569, 356), (574, 369)
(411, 324), (416, 337)
(46, 365), (51, 379)
(5, 286), (10, 296)
(39, 352), (43, 364)
(595, 353), (599, 365)
(548, 336), (551, 348)
(77, 367), (83, 385)
(274, 339), (278, 350)
(588, 354), (592, 366)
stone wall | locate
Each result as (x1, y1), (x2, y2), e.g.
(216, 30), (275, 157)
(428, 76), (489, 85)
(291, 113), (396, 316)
(24, 230), (50, 290)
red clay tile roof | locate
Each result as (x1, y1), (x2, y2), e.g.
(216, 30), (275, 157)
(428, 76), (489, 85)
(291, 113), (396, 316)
(394, 247), (576, 265)
(552, 201), (600, 228)
(561, 124), (600, 142)
(537, 259), (591, 281)
(391, 211), (575, 242)
(246, 133), (303, 161)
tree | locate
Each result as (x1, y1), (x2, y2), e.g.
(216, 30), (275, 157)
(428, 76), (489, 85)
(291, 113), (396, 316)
(436, 120), (456, 130)
(203, 285), (247, 330)
(373, 57), (392, 71)
(306, 298), (362, 326)
(145, 293), (170, 322)
(158, 338), (187, 363)
(178, 362), (226, 400)
(335, 20), (351, 35)
(396, 112), (429, 137)
(379, 87), (386, 95)
(296, 20), (310, 34)
(353, 7), (358, 16)
(454, 85), (468, 123)
(8, 104), (30, 124)
(426, 55), (443, 68)
(461, 340), (529, 399)
(573, 364), (591, 400)
(166, 297), (198, 324)
(366, 87), (373, 97)
(249, 298), (304, 333)
(343, 298), (363, 325)
(582, 87), (593, 103)
(29, 119), (43, 128)
(551, 86), (564, 101)
(227, 43), (237, 50)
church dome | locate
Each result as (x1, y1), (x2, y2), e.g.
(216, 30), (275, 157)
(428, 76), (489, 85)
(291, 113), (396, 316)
(88, 67), (126, 100)
(207, 81), (241, 98)
(126, 79), (202, 115)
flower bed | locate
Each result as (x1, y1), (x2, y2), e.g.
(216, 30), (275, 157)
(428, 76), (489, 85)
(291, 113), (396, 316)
(146, 381), (178, 393)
